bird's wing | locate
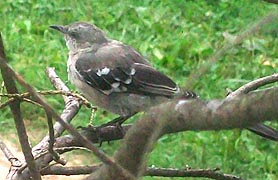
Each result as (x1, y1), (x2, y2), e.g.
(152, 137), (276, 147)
(75, 42), (179, 96)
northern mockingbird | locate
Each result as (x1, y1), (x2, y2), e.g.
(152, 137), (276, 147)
(50, 22), (278, 141)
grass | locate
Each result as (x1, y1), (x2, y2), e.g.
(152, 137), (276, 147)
(0, 0), (278, 179)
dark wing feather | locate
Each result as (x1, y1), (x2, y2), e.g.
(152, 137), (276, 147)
(75, 42), (179, 96)
(110, 67), (130, 82)
(131, 63), (179, 96)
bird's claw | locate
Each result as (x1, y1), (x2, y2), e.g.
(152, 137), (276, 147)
(78, 125), (104, 146)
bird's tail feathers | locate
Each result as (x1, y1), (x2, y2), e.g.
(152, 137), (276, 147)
(248, 123), (278, 141)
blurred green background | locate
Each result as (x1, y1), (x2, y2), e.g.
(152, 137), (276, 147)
(0, 0), (278, 179)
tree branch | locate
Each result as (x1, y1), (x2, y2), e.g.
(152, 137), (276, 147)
(0, 33), (42, 180)
(184, 13), (278, 90)
(263, 0), (278, 4)
(2, 61), (133, 179)
(145, 167), (244, 180)
(88, 87), (278, 179)
(0, 137), (22, 167)
(227, 73), (278, 98)
(0, 90), (91, 110)
(41, 165), (244, 180)
(2, 12), (278, 179)
(12, 69), (84, 179)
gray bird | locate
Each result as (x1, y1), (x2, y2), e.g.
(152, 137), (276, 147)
(50, 22), (278, 141)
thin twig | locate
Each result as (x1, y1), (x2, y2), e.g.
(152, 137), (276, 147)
(37, 147), (89, 161)
(263, 0), (278, 4)
(23, 98), (44, 107)
(0, 97), (15, 109)
(227, 73), (278, 99)
(0, 81), (4, 101)
(0, 137), (22, 167)
(145, 167), (244, 180)
(46, 111), (56, 159)
(0, 97), (44, 109)
(46, 110), (66, 166)
(38, 90), (92, 108)
(41, 164), (101, 176)
(0, 90), (92, 108)
(184, 13), (278, 90)
(41, 165), (244, 180)
(45, 67), (70, 103)
(55, 146), (91, 153)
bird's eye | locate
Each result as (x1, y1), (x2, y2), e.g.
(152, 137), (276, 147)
(69, 31), (79, 38)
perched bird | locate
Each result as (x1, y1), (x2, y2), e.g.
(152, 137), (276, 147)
(50, 22), (278, 141)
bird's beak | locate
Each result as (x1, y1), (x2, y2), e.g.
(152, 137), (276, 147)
(49, 25), (68, 34)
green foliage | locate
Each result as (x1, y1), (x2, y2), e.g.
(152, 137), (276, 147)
(0, 0), (278, 179)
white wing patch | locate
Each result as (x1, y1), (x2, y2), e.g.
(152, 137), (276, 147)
(96, 67), (110, 76)
(124, 78), (132, 84)
(111, 82), (120, 88)
(130, 68), (136, 75)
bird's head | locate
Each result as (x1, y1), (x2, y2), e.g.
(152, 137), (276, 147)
(50, 22), (108, 51)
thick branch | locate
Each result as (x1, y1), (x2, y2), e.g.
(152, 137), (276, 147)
(45, 125), (131, 151)
(89, 87), (278, 179)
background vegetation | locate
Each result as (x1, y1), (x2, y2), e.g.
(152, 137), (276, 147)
(0, 0), (277, 179)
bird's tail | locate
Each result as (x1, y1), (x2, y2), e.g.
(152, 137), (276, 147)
(247, 123), (278, 141)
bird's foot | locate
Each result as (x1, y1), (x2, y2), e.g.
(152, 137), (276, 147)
(78, 125), (104, 147)
(97, 121), (125, 138)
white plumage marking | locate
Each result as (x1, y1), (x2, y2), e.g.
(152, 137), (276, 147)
(111, 82), (120, 88)
(130, 68), (136, 75)
(124, 78), (132, 84)
(96, 67), (110, 76)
